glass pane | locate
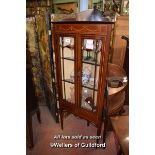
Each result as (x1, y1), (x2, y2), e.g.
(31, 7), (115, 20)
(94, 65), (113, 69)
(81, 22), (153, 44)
(81, 88), (97, 112)
(62, 82), (75, 104)
(60, 37), (74, 59)
(81, 38), (103, 111)
(61, 59), (74, 82)
(60, 36), (75, 104)
(82, 64), (99, 90)
(82, 39), (102, 65)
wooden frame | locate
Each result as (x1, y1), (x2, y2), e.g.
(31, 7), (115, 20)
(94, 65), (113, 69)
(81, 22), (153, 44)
(52, 15), (113, 143)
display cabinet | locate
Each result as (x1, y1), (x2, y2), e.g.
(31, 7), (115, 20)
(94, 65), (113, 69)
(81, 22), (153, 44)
(51, 10), (114, 142)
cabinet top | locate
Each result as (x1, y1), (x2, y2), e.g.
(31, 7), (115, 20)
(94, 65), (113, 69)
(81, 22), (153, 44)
(51, 9), (116, 24)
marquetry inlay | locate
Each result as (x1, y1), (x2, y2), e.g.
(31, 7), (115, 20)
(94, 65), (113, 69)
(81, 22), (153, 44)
(53, 24), (108, 35)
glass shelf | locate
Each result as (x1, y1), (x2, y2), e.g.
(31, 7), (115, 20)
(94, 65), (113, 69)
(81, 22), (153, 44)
(61, 56), (100, 66)
(62, 79), (74, 84)
(62, 78), (98, 91)
(82, 59), (100, 66)
(61, 57), (74, 61)
(82, 83), (98, 91)
(60, 44), (74, 50)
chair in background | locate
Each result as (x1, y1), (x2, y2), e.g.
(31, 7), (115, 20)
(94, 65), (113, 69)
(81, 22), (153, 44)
(103, 62), (128, 144)
(110, 115), (129, 155)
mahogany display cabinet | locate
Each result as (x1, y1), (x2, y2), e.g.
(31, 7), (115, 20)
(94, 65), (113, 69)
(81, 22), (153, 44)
(51, 10), (115, 142)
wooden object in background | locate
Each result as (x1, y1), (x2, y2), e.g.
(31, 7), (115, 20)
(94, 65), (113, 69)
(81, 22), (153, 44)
(122, 35), (129, 105)
(102, 63), (128, 143)
(53, 2), (78, 14)
(26, 50), (41, 148)
(110, 116), (129, 155)
(112, 15), (129, 67)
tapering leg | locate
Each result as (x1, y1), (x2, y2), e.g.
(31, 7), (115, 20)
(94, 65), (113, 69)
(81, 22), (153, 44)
(96, 125), (102, 144)
(87, 121), (90, 126)
(60, 110), (63, 130)
(36, 109), (41, 124)
(26, 115), (33, 148)
(103, 117), (108, 144)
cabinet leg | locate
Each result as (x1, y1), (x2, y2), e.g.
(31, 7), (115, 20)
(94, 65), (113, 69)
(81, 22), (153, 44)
(87, 121), (90, 126)
(36, 109), (41, 124)
(60, 110), (63, 130)
(96, 126), (101, 144)
(26, 115), (33, 148)
(103, 117), (108, 143)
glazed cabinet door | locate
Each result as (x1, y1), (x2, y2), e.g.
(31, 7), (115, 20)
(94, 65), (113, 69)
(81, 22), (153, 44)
(54, 34), (78, 108)
(77, 36), (107, 118)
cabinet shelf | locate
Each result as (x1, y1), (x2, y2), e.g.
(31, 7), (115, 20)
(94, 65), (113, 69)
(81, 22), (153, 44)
(82, 84), (98, 91)
(61, 57), (100, 66)
(82, 59), (100, 66)
(82, 48), (94, 51)
(62, 79), (74, 84)
(62, 79), (98, 91)
(60, 44), (74, 50)
(61, 57), (74, 61)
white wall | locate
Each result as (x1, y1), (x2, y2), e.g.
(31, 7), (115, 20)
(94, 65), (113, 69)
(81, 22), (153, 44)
(80, 0), (88, 12)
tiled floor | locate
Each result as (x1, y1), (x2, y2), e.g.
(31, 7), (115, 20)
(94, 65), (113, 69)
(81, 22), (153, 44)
(27, 105), (128, 155)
